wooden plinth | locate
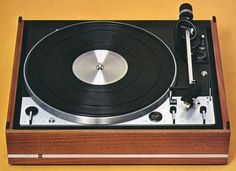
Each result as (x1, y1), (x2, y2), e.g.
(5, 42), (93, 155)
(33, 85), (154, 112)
(5, 17), (230, 165)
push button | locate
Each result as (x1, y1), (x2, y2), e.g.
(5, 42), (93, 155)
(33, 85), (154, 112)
(149, 112), (163, 122)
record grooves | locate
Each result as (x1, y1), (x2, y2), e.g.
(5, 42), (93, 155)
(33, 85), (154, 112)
(24, 21), (176, 124)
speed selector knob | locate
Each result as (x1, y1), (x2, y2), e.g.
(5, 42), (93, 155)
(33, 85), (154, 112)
(25, 106), (38, 125)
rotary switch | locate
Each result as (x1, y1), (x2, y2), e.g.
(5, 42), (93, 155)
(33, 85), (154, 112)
(25, 106), (38, 125)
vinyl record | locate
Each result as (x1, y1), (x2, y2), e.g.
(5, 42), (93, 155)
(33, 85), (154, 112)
(24, 21), (177, 124)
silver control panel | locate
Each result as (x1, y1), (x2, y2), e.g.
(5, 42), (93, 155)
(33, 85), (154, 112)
(19, 96), (215, 126)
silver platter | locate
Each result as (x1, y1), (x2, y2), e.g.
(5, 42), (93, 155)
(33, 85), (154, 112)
(72, 50), (128, 85)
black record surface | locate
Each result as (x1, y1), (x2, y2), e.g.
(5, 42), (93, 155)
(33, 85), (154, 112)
(24, 21), (176, 121)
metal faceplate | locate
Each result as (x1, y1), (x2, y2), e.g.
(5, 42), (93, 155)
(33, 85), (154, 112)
(19, 96), (215, 126)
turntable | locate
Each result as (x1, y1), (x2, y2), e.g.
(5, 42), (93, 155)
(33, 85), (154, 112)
(6, 4), (230, 164)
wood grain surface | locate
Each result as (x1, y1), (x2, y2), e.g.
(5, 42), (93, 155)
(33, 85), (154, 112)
(8, 158), (228, 165)
(6, 130), (230, 155)
(211, 17), (230, 130)
(6, 18), (24, 129)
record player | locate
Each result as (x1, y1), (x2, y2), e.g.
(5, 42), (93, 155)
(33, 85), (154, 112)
(6, 4), (230, 164)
